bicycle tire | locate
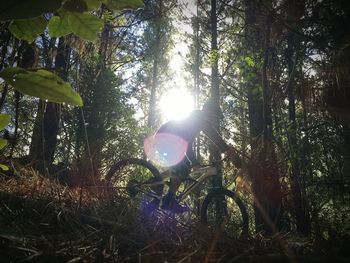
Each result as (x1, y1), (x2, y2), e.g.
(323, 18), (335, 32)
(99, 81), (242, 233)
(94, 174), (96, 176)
(106, 158), (163, 216)
(200, 188), (249, 239)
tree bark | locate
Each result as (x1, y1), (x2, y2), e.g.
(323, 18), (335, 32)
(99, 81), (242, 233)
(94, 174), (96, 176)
(11, 42), (37, 157)
(147, 0), (163, 129)
(81, 21), (111, 176)
(286, 33), (311, 235)
(29, 38), (70, 166)
(209, 0), (223, 186)
(193, 1), (201, 216)
(245, 0), (284, 234)
(209, 0), (226, 223)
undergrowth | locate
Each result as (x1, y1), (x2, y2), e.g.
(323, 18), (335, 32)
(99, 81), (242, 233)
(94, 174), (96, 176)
(0, 168), (348, 262)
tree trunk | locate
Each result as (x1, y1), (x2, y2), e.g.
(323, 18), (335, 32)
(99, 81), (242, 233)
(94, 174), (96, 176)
(29, 37), (70, 166)
(209, 0), (223, 186)
(193, 1), (201, 216)
(147, 0), (163, 129)
(82, 22), (111, 176)
(245, 0), (284, 234)
(286, 33), (311, 235)
(11, 42), (37, 157)
(209, 0), (226, 223)
(148, 54), (159, 128)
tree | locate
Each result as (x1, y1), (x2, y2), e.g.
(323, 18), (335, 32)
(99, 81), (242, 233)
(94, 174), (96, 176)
(0, 0), (143, 172)
(29, 37), (70, 169)
(244, 0), (284, 234)
(209, 0), (222, 184)
(284, 31), (311, 235)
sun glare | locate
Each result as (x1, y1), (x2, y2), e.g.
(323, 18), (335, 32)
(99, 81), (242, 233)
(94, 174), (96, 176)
(159, 88), (194, 121)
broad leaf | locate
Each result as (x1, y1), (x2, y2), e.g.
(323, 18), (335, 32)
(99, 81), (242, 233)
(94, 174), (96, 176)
(48, 15), (72, 37)
(83, 0), (105, 10)
(0, 138), (7, 150)
(0, 67), (83, 106)
(68, 12), (103, 42)
(0, 0), (62, 21)
(106, 0), (144, 10)
(9, 16), (47, 43)
(0, 114), (10, 130)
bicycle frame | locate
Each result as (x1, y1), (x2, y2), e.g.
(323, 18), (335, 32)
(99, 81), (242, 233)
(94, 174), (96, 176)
(129, 166), (219, 206)
(161, 166), (218, 202)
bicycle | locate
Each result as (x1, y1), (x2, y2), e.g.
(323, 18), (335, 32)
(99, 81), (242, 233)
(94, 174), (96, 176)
(105, 158), (249, 238)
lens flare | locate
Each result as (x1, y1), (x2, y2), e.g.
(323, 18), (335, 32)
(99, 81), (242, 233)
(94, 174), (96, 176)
(144, 133), (188, 167)
(159, 88), (194, 121)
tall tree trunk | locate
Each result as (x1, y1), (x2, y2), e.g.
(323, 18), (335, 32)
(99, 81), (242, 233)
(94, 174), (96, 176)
(147, 0), (163, 129)
(193, 1), (201, 216)
(83, 21), (111, 176)
(29, 38), (70, 166)
(245, 0), (284, 234)
(29, 36), (54, 162)
(29, 100), (44, 160)
(41, 102), (61, 163)
(209, 0), (226, 224)
(286, 33), (311, 235)
(245, 0), (265, 233)
(210, 0), (222, 186)
(148, 53), (159, 128)
(261, 11), (284, 233)
(12, 42), (37, 157)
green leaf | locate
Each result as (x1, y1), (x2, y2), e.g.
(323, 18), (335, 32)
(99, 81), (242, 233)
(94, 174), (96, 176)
(9, 16), (47, 43)
(48, 15), (72, 37)
(0, 67), (83, 106)
(0, 138), (7, 150)
(0, 163), (9, 171)
(106, 0), (144, 10)
(0, 0), (62, 21)
(83, 0), (105, 10)
(63, 0), (88, 12)
(0, 114), (11, 130)
(209, 49), (219, 65)
(244, 56), (255, 67)
(68, 12), (104, 42)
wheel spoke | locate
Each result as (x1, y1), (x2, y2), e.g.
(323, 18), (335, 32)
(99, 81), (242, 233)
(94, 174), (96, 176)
(106, 158), (163, 218)
(201, 189), (249, 239)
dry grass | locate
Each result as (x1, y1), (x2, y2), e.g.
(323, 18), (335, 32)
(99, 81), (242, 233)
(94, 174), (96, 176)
(0, 167), (344, 262)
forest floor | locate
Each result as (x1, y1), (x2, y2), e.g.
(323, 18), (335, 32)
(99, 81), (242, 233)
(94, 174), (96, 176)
(0, 168), (349, 263)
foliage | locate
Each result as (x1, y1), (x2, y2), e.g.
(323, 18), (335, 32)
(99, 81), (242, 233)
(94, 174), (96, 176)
(125, 0), (175, 127)
(66, 11), (104, 42)
(0, 0), (144, 107)
(209, 49), (219, 65)
(1, 0), (144, 42)
(0, 67), (83, 106)
(9, 16), (47, 43)
(0, 0), (62, 21)
(75, 57), (141, 167)
(0, 113), (10, 170)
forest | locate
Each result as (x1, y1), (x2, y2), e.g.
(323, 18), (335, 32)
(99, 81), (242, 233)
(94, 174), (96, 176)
(0, 0), (349, 262)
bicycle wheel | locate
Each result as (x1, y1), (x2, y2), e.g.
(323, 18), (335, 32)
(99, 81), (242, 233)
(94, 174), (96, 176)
(106, 158), (164, 216)
(200, 188), (248, 239)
